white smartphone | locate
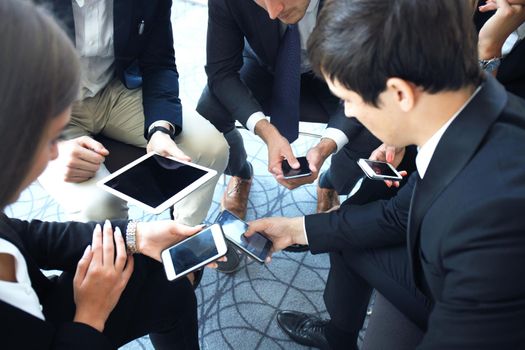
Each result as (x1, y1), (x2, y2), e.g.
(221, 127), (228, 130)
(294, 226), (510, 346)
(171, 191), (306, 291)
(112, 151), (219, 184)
(97, 152), (217, 214)
(357, 158), (403, 181)
(161, 224), (227, 281)
(214, 210), (272, 263)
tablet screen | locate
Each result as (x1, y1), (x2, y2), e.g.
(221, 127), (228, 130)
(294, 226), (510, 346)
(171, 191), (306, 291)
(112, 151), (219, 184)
(103, 154), (208, 208)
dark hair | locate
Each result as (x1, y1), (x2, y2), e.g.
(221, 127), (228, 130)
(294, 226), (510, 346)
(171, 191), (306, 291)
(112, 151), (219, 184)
(0, 0), (80, 209)
(308, 0), (483, 106)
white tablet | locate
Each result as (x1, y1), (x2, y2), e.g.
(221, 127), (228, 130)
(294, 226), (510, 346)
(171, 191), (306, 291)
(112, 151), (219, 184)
(97, 152), (217, 214)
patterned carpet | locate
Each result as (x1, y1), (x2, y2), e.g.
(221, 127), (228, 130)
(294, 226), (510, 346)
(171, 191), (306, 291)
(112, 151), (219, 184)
(5, 1), (370, 349)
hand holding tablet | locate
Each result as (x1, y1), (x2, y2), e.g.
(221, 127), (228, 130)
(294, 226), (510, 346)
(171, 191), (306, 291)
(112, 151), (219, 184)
(97, 152), (217, 214)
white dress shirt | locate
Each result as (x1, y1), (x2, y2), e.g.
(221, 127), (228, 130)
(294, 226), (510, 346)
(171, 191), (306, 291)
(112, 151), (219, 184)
(416, 86), (481, 178)
(247, 0), (349, 151)
(502, 23), (525, 57)
(0, 238), (45, 320)
(72, 0), (115, 98)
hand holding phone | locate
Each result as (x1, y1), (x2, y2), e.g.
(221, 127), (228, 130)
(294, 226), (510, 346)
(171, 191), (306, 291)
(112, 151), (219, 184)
(161, 224), (227, 281)
(282, 156), (312, 179)
(357, 158), (403, 181)
(214, 210), (272, 263)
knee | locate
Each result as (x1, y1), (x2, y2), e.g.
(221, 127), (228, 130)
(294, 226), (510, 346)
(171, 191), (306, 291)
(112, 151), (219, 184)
(72, 191), (128, 222)
(189, 128), (229, 173)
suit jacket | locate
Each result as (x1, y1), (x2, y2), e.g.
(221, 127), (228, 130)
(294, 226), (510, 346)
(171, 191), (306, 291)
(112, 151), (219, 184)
(305, 75), (525, 348)
(0, 215), (127, 350)
(205, 0), (363, 140)
(38, 0), (183, 137)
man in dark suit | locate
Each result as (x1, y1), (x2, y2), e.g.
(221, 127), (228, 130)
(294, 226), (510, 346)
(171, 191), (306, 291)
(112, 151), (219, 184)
(246, 1), (525, 349)
(37, 0), (228, 225)
(197, 0), (383, 222)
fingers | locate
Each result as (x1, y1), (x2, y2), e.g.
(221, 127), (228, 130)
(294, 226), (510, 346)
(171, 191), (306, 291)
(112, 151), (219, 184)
(72, 145), (106, 167)
(113, 227), (127, 271)
(74, 245), (93, 287)
(244, 219), (264, 237)
(147, 133), (192, 162)
(369, 143), (387, 162)
(305, 149), (322, 173)
(121, 255), (134, 284)
(102, 220), (115, 266)
(168, 147), (192, 162)
(275, 173), (316, 190)
(385, 145), (397, 164)
(174, 223), (205, 238)
(285, 152), (299, 169)
(77, 136), (109, 156)
(91, 224), (103, 267)
(268, 154), (283, 176)
(384, 170), (408, 188)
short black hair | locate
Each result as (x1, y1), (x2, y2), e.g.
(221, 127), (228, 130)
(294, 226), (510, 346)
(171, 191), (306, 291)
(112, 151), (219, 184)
(308, 0), (483, 106)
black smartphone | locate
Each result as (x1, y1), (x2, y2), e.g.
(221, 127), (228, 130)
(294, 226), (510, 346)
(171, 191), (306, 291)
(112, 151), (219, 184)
(214, 210), (272, 263)
(357, 159), (403, 181)
(282, 156), (312, 179)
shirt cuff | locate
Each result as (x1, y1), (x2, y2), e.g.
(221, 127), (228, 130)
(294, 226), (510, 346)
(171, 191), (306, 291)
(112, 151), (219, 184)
(246, 111), (267, 134)
(322, 128), (349, 153)
(302, 216), (309, 245)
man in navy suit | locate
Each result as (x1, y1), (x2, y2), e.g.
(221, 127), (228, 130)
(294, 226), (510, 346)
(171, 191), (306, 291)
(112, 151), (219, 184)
(37, 0), (228, 225)
(197, 0), (385, 223)
(247, 0), (525, 349)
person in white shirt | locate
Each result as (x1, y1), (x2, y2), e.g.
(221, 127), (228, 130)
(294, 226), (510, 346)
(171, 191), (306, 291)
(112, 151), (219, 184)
(37, 0), (228, 226)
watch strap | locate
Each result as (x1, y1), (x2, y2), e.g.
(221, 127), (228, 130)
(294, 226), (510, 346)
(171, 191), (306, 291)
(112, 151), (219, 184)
(147, 125), (175, 141)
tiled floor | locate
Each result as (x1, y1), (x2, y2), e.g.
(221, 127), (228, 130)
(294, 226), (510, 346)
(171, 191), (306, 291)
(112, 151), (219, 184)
(5, 1), (366, 349)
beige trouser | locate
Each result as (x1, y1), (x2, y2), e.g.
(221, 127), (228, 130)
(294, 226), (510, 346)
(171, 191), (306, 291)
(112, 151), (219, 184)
(39, 79), (228, 225)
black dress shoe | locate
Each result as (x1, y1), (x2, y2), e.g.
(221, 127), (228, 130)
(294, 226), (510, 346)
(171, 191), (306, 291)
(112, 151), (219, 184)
(283, 244), (309, 252)
(216, 241), (242, 274)
(277, 310), (331, 349)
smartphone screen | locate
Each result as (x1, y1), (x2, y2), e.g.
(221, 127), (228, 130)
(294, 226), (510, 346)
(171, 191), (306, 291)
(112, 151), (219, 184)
(364, 160), (398, 177)
(215, 210), (272, 262)
(282, 156), (311, 179)
(357, 159), (402, 180)
(168, 228), (218, 274)
(104, 153), (208, 208)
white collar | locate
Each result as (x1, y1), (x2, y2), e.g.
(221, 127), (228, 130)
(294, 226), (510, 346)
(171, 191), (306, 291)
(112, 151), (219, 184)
(415, 86), (482, 178)
(306, 0), (320, 14)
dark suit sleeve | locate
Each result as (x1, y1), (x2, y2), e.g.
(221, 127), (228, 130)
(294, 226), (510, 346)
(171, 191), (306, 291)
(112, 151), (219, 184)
(417, 196), (525, 349)
(326, 107), (371, 145)
(139, 0), (183, 136)
(3, 218), (127, 272)
(205, 0), (264, 126)
(305, 173), (416, 253)
(1, 301), (114, 350)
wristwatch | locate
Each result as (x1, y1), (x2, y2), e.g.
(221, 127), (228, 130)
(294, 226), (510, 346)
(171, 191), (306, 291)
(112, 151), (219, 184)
(147, 125), (175, 141)
(479, 57), (501, 73)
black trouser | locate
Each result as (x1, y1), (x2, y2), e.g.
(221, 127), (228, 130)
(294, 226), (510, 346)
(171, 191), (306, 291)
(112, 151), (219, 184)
(323, 147), (426, 350)
(43, 255), (199, 349)
(196, 54), (381, 192)
(324, 246), (432, 350)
